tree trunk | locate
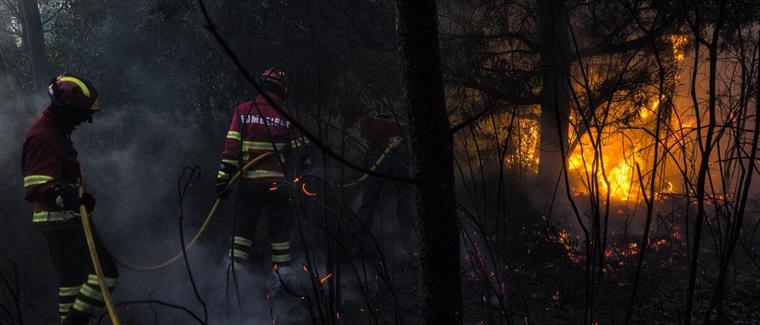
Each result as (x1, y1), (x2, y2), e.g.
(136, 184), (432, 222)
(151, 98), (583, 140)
(536, 0), (571, 198)
(395, 0), (463, 324)
(19, 0), (52, 95)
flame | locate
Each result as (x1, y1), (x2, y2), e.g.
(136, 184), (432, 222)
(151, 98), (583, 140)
(460, 33), (692, 204)
(652, 239), (668, 251)
(627, 242), (639, 254)
(560, 34), (690, 203)
(639, 100), (659, 120)
(671, 34), (688, 63)
(567, 142), (643, 202)
(482, 106), (541, 173)
(555, 229), (583, 264)
(606, 158), (636, 201)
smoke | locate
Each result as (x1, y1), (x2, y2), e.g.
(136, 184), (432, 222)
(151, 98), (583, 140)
(0, 0), (414, 322)
(1, 5), (262, 324)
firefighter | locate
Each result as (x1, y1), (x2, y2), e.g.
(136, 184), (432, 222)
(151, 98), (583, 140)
(216, 67), (307, 287)
(22, 74), (118, 325)
(356, 111), (416, 258)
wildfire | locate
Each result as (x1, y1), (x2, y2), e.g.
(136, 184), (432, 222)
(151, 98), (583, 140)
(483, 106), (540, 173)
(639, 99), (659, 120)
(554, 229), (583, 264)
(671, 34), (688, 63)
(605, 157), (636, 201)
(567, 139), (644, 202)
(460, 33), (692, 206)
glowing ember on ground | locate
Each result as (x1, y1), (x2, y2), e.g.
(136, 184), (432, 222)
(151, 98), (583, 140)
(319, 273), (334, 284)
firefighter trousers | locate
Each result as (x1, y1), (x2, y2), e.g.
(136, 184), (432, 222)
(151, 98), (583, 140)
(41, 222), (118, 325)
(230, 181), (294, 273)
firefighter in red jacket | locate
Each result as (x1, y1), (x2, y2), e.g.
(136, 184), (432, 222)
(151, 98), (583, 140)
(22, 74), (118, 325)
(357, 112), (416, 256)
(216, 67), (307, 282)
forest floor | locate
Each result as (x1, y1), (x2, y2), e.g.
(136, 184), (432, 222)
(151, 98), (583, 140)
(242, 204), (760, 325)
(3, 197), (759, 324)
(456, 216), (760, 325)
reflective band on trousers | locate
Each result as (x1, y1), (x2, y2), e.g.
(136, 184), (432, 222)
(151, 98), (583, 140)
(233, 236), (252, 247)
(33, 210), (79, 223)
(243, 141), (289, 151)
(59, 302), (73, 313)
(80, 284), (104, 301)
(243, 170), (284, 179)
(271, 241), (290, 250)
(272, 254), (291, 263)
(59, 286), (82, 297)
(23, 175), (54, 188)
(231, 249), (249, 259)
(73, 299), (101, 314)
(87, 274), (117, 287)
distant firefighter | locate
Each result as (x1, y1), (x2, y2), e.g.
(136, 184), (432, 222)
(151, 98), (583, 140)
(357, 112), (416, 256)
(216, 67), (308, 287)
(21, 74), (118, 325)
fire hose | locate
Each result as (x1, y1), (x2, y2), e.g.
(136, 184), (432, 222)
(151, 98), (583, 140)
(114, 152), (274, 272)
(335, 137), (402, 188)
(78, 187), (120, 325)
(112, 137), (399, 272)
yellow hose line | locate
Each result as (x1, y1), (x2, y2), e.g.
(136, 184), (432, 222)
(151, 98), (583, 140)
(115, 152), (274, 272)
(336, 140), (400, 188)
(78, 187), (120, 325)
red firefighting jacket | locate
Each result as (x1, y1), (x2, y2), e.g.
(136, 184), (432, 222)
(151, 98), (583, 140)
(219, 92), (308, 183)
(359, 115), (409, 153)
(21, 107), (82, 226)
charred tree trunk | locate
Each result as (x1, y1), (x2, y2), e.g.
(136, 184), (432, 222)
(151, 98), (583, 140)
(536, 0), (571, 198)
(395, 0), (463, 324)
(19, 0), (51, 95)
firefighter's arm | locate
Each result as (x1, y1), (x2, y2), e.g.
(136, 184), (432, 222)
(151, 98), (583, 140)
(217, 108), (243, 197)
(22, 140), (60, 203)
(22, 140), (94, 211)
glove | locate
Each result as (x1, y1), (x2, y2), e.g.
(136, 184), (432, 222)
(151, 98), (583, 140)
(216, 160), (239, 198)
(48, 183), (78, 210)
(216, 178), (231, 198)
(48, 184), (95, 212)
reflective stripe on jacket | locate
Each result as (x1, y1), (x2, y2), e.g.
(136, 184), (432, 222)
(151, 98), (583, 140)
(219, 92), (308, 182)
(21, 107), (82, 225)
